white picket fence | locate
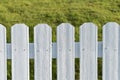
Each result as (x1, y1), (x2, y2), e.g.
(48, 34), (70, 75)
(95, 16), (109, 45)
(0, 22), (119, 80)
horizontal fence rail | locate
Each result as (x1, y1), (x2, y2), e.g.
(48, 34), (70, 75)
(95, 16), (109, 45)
(0, 22), (120, 80)
(6, 42), (103, 59)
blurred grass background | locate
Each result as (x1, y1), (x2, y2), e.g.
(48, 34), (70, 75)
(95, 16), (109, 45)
(2, 0), (119, 80)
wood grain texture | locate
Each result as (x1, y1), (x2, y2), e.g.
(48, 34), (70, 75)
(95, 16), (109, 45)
(57, 23), (75, 80)
(80, 23), (97, 80)
(103, 22), (119, 80)
(12, 24), (29, 80)
(34, 24), (52, 80)
(0, 24), (7, 80)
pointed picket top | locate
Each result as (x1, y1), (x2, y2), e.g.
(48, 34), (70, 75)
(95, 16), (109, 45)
(0, 24), (7, 80)
(103, 22), (119, 80)
(57, 23), (75, 80)
(34, 24), (52, 80)
(80, 22), (98, 80)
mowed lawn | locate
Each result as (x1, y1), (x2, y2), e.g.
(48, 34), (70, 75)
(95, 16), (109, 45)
(0, 0), (119, 80)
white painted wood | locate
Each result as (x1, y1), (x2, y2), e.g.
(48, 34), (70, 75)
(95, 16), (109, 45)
(6, 42), (103, 59)
(103, 22), (119, 80)
(12, 24), (29, 80)
(34, 24), (52, 80)
(57, 23), (75, 80)
(0, 25), (7, 80)
(80, 23), (97, 80)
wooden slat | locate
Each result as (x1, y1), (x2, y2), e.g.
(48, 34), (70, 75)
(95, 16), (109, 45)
(34, 24), (52, 80)
(103, 22), (119, 80)
(0, 24), (7, 80)
(12, 24), (29, 80)
(57, 23), (75, 80)
(80, 23), (97, 80)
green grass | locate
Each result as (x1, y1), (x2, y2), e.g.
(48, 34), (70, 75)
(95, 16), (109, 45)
(0, 0), (120, 42)
(1, 0), (119, 80)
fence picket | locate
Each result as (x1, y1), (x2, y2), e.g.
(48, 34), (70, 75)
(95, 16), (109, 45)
(80, 23), (97, 80)
(103, 22), (119, 80)
(12, 24), (29, 80)
(57, 23), (75, 80)
(34, 24), (52, 80)
(0, 22), (120, 80)
(0, 25), (7, 80)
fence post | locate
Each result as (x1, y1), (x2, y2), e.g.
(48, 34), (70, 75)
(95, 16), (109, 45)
(0, 24), (7, 80)
(57, 23), (75, 80)
(80, 23), (98, 80)
(12, 24), (29, 80)
(34, 24), (52, 80)
(103, 22), (119, 80)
